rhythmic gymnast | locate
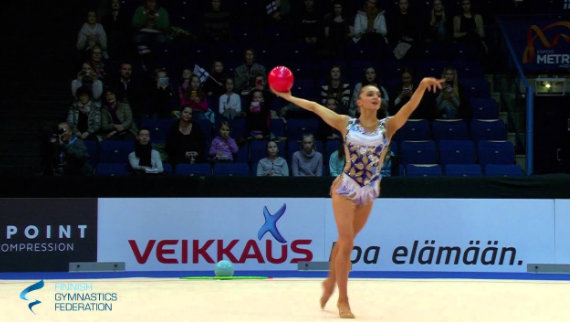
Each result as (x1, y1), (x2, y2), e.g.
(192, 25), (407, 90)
(271, 77), (444, 318)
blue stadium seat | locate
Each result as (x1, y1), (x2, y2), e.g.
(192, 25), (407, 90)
(99, 140), (134, 163)
(392, 119), (431, 141)
(197, 119), (213, 146)
(95, 163), (131, 176)
(462, 78), (491, 98)
(213, 162), (251, 176)
(405, 164), (442, 177)
(432, 119), (470, 140)
(286, 118), (320, 141)
(484, 164), (524, 177)
(470, 98), (499, 119)
(416, 60), (447, 78)
(141, 118), (174, 140)
(234, 143), (249, 163)
(270, 118), (285, 138)
(477, 140), (515, 165)
(292, 78), (318, 100)
(175, 163), (211, 176)
(470, 119), (507, 141)
(444, 164), (483, 177)
(84, 140), (99, 166)
(400, 140), (437, 164)
(438, 140), (476, 164)
(452, 60), (484, 78)
(230, 118), (247, 140)
(325, 139), (341, 162)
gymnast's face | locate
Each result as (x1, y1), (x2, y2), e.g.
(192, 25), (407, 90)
(358, 85), (382, 111)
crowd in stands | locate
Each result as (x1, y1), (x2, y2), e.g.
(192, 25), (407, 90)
(43, 0), (528, 177)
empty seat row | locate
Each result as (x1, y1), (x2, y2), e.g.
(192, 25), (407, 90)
(405, 164), (523, 177)
(394, 118), (507, 142)
(399, 140), (516, 165)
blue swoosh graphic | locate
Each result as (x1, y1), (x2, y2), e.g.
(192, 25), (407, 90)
(258, 204), (287, 243)
(20, 280), (44, 314)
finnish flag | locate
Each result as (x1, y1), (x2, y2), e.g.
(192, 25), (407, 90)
(266, 1), (278, 15)
(193, 64), (210, 83)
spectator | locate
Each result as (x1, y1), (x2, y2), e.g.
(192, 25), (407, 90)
(426, 0), (451, 43)
(209, 121), (239, 162)
(234, 48), (267, 96)
(166, 106), (206, 165)
(246, 89), (270, 139)
(88, 46), (107, 81)
(148, 68), (176, 118)
(111, 62), (144, 120)
(388, 0), (418, 60)
(180, 74), (210, 120)
(257, 140), (289, 176)
(390, 68), (435, 119)
(317, 98), (342, 141)
(320, 65), (351, 113)
(436, 66), (471, 119)
(100, 88), (137, 140)
(218, 78), (242, 120)
(350, 66), (389, 117)
(203, 60), (228, 99)
(129, 127), (164, 174)
(102, 0), (131, 59)
(76, 10), (108, 59)
(43, 122), (91, 176)
(453, 0), (488, 54)
(323, 1), (354, 58)
(132, 0), (170, 68)
(352, 0), (388, 45)
(265, 0), (292, 26)
(67, 88), (101, 140)
(291, 133), (323, 176)
(296, 0), (321, 46)
(202, 0), (230, 42)
(71, 62), (103, 103)
(329, 137), (345, 176)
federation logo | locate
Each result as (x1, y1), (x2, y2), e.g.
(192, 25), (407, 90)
(20, 280), (44, 314)
(257, 204), (287, 243)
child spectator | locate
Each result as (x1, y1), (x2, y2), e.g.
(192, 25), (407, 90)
(77, 10), (108, 59)
(209, 121), (238, 162)
(257, 140), (289, 176)
(219, 78), (242, 120)
(246, 89), (270, 139)
(291, 133), (323, 176)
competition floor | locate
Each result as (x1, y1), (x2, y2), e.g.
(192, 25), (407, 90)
(2, 272), (570, 322)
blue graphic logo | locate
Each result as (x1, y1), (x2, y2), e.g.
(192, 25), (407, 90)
(20, 280), (44, 314)
(258, 204), (287, 243)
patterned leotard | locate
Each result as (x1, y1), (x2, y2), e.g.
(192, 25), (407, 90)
(333, 117), (391, 205)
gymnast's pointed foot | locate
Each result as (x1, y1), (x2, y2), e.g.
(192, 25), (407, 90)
(320, 279), (335, 309)
(337, 301), (355, 319)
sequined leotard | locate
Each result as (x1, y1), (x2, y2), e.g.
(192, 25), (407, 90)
(333, 117), (391, 205)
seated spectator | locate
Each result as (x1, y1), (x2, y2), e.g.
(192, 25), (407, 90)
(87, 46), (107, 81)
(148, 68), (176, 118)
(100, 88), (137, 140)
(219, 78), (242, 120)
(426, 0), (451, 43)
(246, 89), (270, 139)
(203, 60), (228, 99)
(291, 133), (323, 176)
(132, 0), (170, 69)
(453, 0), (488, 54)
(390, 68), (434, 119)
(166, 106), (206, 165)
(67, 88), (101, 140)
(257, 140), (289, 176)
(329, 137), (345, 177)
(209, 121), (238, 162)
(323, 1), (354, 58)
(129, 127), (164, 174)
(264, 0), (292, 26)
(296, 0), (321, 46)
(350, 66), (389, 117)
(234, 48), (267, 96)
(71, 62), (103, 103)
(436, 66), (471, 119)
(320, 65), (351, 113)
(388, 0), (418, 59)
(317, 98), (342, 141)
(102, 0), (131, 60)
(111, 62), (144, 120)
(381, 146), (393, 177)
(180, 74), (211, 121)
(43, 122), (91, 176)
(76, 10), (108, 59)
(352, 0), (388, 45)
(202, 0), (230, 42)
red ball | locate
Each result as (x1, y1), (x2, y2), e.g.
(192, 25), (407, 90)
(268, 66), (294, 92)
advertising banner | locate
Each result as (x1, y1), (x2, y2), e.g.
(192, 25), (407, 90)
(0, 199), (98, 272)
(555, 199), (570, 263)
(501, 17), (570, 71)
